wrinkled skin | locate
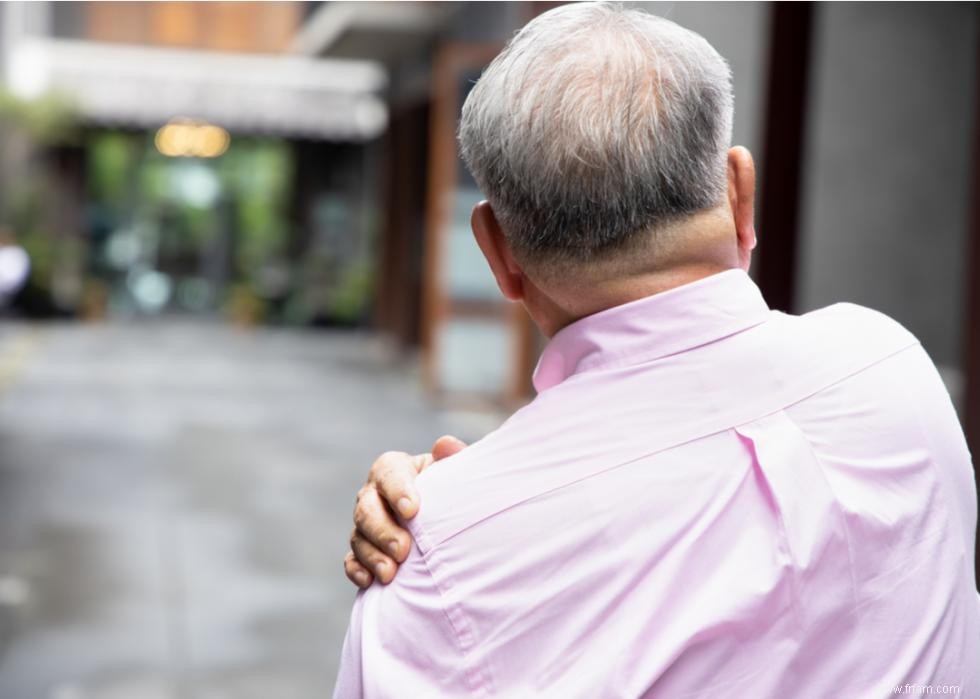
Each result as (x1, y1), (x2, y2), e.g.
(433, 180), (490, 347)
(345, 435), (466, 588)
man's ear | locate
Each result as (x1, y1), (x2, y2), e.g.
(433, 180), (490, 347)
(471, 201), (524, 301)
(727, 146), (757, 271)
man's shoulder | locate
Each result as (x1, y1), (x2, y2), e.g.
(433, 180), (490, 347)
(769, 301), (920, 376)
(793, 301), (917, 346)
(406, 395), (579, 555)
(408, 422), (520, 550)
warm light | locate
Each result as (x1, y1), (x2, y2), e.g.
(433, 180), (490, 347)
(155, 118), (230, 158)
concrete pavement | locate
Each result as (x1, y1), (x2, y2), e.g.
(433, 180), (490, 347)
(0, 320), (501, 699)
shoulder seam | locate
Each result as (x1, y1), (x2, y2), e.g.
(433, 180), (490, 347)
(414, 528), (495, 695)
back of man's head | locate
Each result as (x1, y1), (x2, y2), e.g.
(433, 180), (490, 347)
(459, 2), (735, 280)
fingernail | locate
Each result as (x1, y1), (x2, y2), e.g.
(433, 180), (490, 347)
(387, 540), (400, 557)
(376, 561), (390, 577)
(397, 497), (413, 517)
(354, 571), (369, 587)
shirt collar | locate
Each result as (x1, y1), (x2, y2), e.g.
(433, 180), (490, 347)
(532, 269), (771, 392)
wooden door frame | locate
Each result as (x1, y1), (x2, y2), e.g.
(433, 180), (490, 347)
(421, 42), (536, 403)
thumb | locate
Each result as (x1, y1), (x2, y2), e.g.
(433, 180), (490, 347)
(431, 435), (467, 461)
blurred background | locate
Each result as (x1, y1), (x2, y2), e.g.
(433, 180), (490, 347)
(0, 2), (977, 697)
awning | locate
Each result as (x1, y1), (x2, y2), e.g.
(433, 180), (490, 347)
(5, 38), (389, 141)
(291, 1), (455, 61)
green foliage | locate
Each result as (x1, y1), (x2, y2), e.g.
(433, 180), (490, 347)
(330, 258), (375, 322)
(217, 139), (294, 281)
(0, 89), (79, 145)
(88, 132), (137, 213)
(0, 91), (80, 311)
(7, 178), (44, 241)
(82, 129), (377, 327)
(19, 227), (55, 284)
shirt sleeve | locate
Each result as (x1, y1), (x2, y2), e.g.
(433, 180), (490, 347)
(333, 542), (472, 698)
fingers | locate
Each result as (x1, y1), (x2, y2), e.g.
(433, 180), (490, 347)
(370, 451), (426, 520)
(431, 434), (467, 462)
(350, 528), (397, 584)
(346, 441), (467, 589)
(354, 483), (413, 562)
(344, 551), (374, 589)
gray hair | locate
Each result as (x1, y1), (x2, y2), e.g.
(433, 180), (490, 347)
(458, 2), (734, 274)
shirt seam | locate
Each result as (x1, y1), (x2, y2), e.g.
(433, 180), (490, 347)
(412, 525), (495, 696)
(806, 429), (862, 614)
(769, 409), (863, 615)
(732, 420), (808, 634)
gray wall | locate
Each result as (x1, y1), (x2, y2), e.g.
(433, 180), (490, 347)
(797, 3), (978, 374)
(448, 1), (526, 43)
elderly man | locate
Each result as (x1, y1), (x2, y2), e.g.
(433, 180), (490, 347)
(335, 4), (980, 697)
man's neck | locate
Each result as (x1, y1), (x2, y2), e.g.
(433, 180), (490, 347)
(523, 207), (743, 337)
(545, 262), (735, 336)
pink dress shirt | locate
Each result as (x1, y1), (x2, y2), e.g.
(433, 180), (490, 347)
(335, 269), (980, 698)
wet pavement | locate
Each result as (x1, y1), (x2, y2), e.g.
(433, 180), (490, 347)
(0, 320), (501, 699)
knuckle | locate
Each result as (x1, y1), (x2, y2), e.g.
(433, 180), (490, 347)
(372, 451), (395, 472)
(373, 451), (405, 478)
(351, 534), (375, 561)
(353, 505), (368, 530)
(377, 450), (402, 464)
